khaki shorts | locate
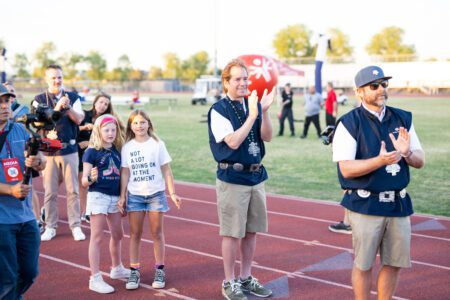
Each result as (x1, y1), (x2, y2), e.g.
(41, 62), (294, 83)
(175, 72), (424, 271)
(348, 210), (411, 271)
(216, 179), (268, 238)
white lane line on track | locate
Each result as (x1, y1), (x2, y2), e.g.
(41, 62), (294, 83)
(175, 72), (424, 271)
(39, 253), (196, 300)
(54, 220), (408, 300)
(35, 191), (450, 242)
(175, 181), (450, 221)
(37, 191), (450, 270)
(164, 215), (450, 271)
(178, 196), (450, 242)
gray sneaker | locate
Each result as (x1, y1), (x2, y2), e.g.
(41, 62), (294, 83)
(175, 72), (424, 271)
(126, 269), (140, 290)
(152, 268), (165, 289)
(240, 276), (272, 298)
(222, 279), (247, 300)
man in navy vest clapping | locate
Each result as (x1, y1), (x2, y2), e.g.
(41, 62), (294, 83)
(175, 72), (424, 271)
(208, 59), (276, 300)
(332, 66), (425, 300)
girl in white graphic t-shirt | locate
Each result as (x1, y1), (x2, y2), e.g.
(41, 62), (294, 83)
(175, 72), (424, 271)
(118, 110), (181, 291)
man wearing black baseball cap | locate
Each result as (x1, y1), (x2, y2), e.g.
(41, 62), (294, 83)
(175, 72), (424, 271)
(332, 65), (425, 299)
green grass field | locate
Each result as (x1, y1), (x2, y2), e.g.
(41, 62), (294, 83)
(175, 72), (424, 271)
(90, 94), (450, 217)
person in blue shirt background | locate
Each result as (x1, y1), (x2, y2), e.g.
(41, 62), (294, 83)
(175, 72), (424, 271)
(332, 65), (425, 300)
(0, 84), (46, 300)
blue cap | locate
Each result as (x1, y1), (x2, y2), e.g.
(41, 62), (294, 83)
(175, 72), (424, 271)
(0, 84), (16, 98)
(354, 66), (392, 88)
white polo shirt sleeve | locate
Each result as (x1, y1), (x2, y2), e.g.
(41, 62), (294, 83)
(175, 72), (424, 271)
(332, 122), (423, 162)
(210, 109), (234, 143)
(72, 98), (84, 115)
(332, 122), (357, 162)
(408, 123), (423, 151)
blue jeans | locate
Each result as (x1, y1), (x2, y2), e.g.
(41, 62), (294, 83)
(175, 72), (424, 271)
(127, 191), (169, 213)
(0, 220), (40, 300)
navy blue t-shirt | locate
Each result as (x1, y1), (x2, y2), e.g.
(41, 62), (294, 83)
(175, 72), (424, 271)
(82, 146), (121, 196)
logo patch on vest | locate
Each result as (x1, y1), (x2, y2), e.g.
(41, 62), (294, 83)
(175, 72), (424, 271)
(386, 163), (401, 176)
(357, 189), (371, 198)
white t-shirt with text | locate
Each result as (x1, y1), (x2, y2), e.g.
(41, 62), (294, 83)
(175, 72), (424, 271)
(121, 138), (172, 196)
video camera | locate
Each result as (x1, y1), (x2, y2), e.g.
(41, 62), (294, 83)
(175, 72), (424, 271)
(320, 125), (336, 145)
(16, 104), (62, 131)
(16, 104), (63, 199)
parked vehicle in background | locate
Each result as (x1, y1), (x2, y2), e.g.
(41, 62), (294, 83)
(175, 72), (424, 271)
(191, 76), (222, 105)
(323, 89), (348, 105)
(336, 89), (348, 105)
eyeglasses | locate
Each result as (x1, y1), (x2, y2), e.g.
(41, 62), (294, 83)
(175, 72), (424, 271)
(368, 81), (389, 91)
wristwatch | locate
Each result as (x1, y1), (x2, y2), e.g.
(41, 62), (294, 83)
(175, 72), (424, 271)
(401, 150), (413, 158)
(87, 175), (93, 183)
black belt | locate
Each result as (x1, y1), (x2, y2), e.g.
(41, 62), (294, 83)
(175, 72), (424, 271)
(61, 139), (76, 149)
(219, 162), (262, 172)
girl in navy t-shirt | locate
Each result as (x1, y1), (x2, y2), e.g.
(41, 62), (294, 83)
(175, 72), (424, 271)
(82, 114), (130, 294)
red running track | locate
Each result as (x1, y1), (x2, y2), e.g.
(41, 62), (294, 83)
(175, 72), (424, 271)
(27, 180), (450, 300)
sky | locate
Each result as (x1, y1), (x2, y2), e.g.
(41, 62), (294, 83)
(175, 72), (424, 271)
(1, 0), (448, 71)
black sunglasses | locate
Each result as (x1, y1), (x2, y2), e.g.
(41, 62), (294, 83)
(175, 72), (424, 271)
(368, 80), (389, 91)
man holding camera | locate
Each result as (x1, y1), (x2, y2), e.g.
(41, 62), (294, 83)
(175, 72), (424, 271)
(33, 64), (86, 241)
(332, 66), (425, 299)
(0, 85), (46, 299)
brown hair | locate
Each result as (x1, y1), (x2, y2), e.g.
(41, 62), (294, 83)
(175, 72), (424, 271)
(125, 109), (159, 142)
(46, 64), (62, 71)
(92, 93), (113, 118)
(221, 59), (247, 93)
(91, 93), (125, 138)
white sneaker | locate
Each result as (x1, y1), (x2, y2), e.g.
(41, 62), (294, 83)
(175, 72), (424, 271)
(41, 228), (56, 241)
(89, 274), (114, 294)
(72, 227), (86, 241)
(110, 264), (131, 279)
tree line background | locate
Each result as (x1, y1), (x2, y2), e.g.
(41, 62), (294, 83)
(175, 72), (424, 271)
(1, 25), (423, 84)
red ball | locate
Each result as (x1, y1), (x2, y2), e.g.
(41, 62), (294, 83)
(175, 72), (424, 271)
(238, 54), (279, 100)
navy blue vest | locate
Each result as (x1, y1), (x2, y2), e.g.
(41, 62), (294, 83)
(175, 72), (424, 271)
(33, 91), (80, 156)
(208, 97), (268, 186)
(338, 105), (413, 217)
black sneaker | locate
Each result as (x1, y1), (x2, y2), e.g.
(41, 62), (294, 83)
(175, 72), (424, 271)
(85, 214), (90, 224)
(37, 221), (44, 233)
(240, 276), (272, 298)
(40, 207), (45, 223)
(328, 221), (352, 234)
(126, 269), (140, 290)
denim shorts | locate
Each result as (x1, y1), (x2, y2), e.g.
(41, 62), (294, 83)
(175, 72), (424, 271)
(86, 191), (120, 216)
(126, 191), (169, 213)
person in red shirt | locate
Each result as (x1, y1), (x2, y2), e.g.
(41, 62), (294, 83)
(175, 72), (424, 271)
(325, 82), (338, 126)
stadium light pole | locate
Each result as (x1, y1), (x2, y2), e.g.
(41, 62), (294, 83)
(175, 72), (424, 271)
(213, 0), (218, 77)
(0, 48), (6, 84)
